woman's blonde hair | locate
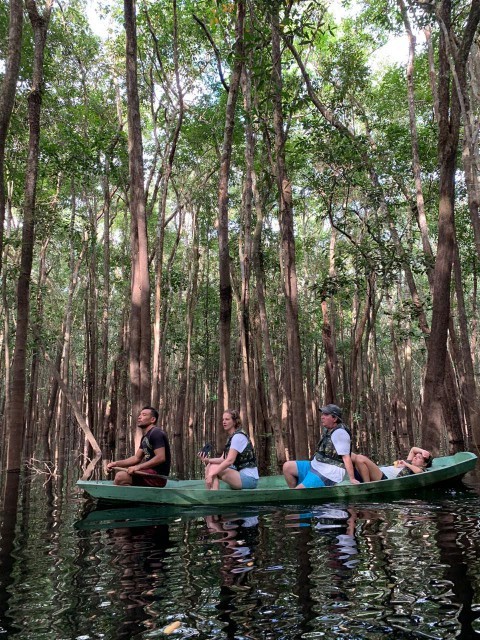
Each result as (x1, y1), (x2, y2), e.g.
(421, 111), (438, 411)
(223, 408), (242, 431)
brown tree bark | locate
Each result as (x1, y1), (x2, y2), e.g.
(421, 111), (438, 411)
(124, 0), (152, 430)
(27, 237), (49, 441)
(216, 0), (245, 451)
(251, 171), (287, 468)
(4, 0), (53, 473)
(452, 238), (480, 450)
(43, 194), (85, 451)
(174, 204), (200, 477)
(99, 168), (111, 434)
(389, 293), (410, 450)
(271, 0), (308, 458)
(151, 0), (185, 412)
(237, 65), (256, 439)
(0, 0), (23, 276)
(85, 197), (98, 441)
(398, 0), (435, 279)
(321, 228), (339, 404)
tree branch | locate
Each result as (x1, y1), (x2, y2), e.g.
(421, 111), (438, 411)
(193, 13), (229, 92)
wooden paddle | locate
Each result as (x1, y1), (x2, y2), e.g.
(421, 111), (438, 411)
(109, 466), (178, 481)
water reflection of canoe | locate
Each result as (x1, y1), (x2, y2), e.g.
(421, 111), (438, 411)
(75, 504), (262, 530)
(76, 452), (477, 507)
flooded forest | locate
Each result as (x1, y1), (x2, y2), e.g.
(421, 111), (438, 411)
(1, 0), (480, 489)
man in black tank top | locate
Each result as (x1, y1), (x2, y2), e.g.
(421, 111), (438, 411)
(107, 406), (171, 487)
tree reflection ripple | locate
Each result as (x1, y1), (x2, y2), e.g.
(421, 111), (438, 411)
(2, 479), (480, 639)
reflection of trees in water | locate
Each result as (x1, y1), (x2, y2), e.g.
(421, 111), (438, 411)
(4, 489), (480, 639)
(107, 524), (171, 639)
(0, 473), (65, 637)
(73, 521), (172, 639)
(202, 514), (259, 639)
(434, 503), (480, 640)
(278, 503), (480, 639)
(0, 472), (22, 637)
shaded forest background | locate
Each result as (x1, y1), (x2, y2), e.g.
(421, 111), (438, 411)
(1, 0), (480, 484)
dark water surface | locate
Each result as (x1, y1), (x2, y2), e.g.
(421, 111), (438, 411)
(1, 472), (480, 639)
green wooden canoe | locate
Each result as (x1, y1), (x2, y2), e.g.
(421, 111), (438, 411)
(76, 452), (477, 507)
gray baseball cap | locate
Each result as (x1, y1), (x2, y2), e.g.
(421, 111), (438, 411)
(320, 404), (343, 420)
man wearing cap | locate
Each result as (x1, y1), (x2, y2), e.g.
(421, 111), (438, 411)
(282, 404), (360, 489)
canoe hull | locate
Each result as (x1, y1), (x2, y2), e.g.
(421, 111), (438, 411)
(77, 452), (477, 507)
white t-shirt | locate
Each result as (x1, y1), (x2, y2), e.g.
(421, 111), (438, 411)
(380, 465), (402, 479)
(229, 433), (259, 479)
(310, 428), (351, 483)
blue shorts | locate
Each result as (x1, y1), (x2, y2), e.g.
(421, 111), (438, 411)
(296, 461), (327, 488)
(239, 470), (258, 489)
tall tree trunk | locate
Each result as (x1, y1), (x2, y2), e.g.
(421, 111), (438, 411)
(398, 0), (435, 281)
(462, 42), (480, 258)
(350, 276), (373, 433)
(85, 197), (98, 441)
(0, 0), (23, 275)
(252, 172), (286, 468)
(152, 0), (185, 412)
(321, 228), (338, 404)
(27, 237), (49, 444)
(174, 205), (200, 478)
(271, 0), (308, 458)
(44, 197), (85, 451)
(4, 0), (53, 473)
(124, 0), (151, 432)
(421, 0), (480, 454)
(216, 0), (245, 450)
(389, 293), (409, 450)
(238, 65), (255, 438)
(452, 237), (480, 450)
(99, 167), (111, 433)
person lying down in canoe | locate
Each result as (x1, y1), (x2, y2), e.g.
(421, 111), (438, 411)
(351, 447), (433, 483)
(198, 409), (259, 490)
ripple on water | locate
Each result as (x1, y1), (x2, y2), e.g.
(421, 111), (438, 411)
(3, 479), (480, 639)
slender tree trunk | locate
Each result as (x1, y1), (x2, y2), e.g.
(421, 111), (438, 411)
(389, 295), (409, 450)
(472, 260), (478, 374)
(0, 0), (23, 275)
(216, 0), (245, 450)
(252, 170), (286, 467)
(321, 228), (338, 404)
(99, 168), (111, 432)
(452, 238), (480, 450)
(404, 327), (415, 448)
(271, 0), (308, 458)
(5, 0), (53, 473)
(85, 198), (98, 441)
(124, 0), (151, 431)
(398, 0), (435, 281)
(424, 25), (440, 123)
(44, 198), (85, 450)
(27, 237), (49, 442)
(174, 206), (200, 478)
(237, 65), (255, 438)
(158, 209), (183, 429)
(152, 0), (185, 411)
(350, 277), (373, 431)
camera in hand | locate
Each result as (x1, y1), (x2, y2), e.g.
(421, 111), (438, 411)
(199, 443), (212, 457)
